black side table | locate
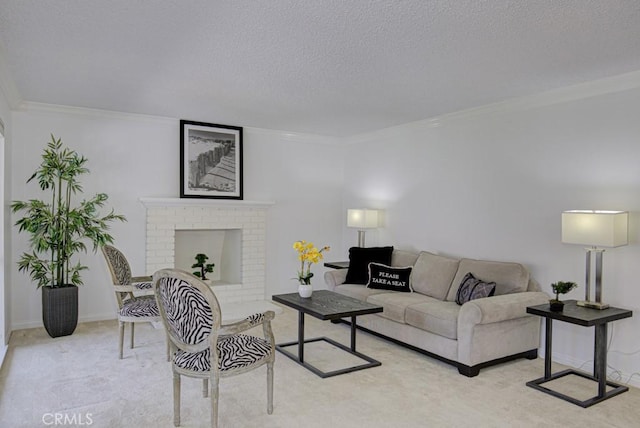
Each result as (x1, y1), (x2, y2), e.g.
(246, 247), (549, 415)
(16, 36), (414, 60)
(526, 300), (632, 407)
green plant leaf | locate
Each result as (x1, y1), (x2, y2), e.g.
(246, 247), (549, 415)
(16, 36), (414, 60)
(12, 135), (127, 288)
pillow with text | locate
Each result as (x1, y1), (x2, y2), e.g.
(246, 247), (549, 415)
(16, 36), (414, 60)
(366, 262), (413, 292)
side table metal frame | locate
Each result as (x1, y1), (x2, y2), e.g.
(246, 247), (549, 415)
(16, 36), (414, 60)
(526, 302), (631, 407)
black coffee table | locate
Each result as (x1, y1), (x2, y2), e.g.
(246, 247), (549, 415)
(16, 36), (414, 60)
(272, 290), (383, 378)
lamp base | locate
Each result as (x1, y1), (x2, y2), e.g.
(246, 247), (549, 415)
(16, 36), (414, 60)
(577, 300), (610, 310)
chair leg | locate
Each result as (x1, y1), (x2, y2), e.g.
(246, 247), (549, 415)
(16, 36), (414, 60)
(130, 323), (135, 349)
(166, 337), (170, 362)
(118, 321), (125, 359)
(173, 371), (181, 427)
(210, 375), (219, 428)
(267, 361), (274, 415)
(202, 378), (208, 397)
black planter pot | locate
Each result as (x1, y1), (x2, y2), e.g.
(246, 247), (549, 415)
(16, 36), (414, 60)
(42, 285), (78, 338)
(549, 300), (565, 312)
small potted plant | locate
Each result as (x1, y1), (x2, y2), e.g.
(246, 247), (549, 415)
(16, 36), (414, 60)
(550, 281), (578, 312)
(192, 253), (215, 280)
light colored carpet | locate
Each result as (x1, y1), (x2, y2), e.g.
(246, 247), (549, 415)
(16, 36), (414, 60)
(1, 304), (638, 428)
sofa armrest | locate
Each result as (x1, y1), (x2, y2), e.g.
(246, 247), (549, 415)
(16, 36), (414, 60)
(456, 291), (549, 367)
(324, 269), (348, 290)
(459, 291), (550, 326)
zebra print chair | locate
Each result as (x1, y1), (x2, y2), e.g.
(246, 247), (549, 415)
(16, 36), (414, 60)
(152, 268), (275, 428)
(101, 245), (161, 359)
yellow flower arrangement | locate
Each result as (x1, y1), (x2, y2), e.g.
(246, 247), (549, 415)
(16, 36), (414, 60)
(293, 240), (330, 285)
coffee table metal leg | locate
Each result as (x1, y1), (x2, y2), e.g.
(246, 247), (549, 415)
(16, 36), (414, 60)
(298, 311), (305, 363)
(350, 316), (356, 351)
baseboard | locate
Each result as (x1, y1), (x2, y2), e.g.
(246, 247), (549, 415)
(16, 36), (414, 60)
(78, 313), (117, 323)
(11, 313), (116, 331)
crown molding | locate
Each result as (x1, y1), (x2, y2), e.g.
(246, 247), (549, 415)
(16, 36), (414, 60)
(12, 68), (640, 145)
(18, 101), (177, 124)
(18, 102), (341, 144)
(139, 197), (275, 208)
(244, 126), (341, 145)
(345, 70), (640, 144)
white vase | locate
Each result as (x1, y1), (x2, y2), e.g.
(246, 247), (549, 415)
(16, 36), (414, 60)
(298, 283), (313, 298)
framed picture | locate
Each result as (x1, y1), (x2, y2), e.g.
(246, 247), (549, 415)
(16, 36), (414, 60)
(180, 120), (243, 199)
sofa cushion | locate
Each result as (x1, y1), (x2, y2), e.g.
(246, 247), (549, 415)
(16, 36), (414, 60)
(334, 283), (391, 301)
(411, 252), (460, 300)
(366, 292), (434, 323)
(455, 272), (496, 305)
(391, 250), (420, 267)
(367, 263), (413, 292)
(405, 300), (460, 340)
(345, 246), (394, 285)
(446, 259), (529, 301)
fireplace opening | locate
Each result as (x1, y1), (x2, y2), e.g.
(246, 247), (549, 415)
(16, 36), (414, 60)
(174, 229), (242, 285)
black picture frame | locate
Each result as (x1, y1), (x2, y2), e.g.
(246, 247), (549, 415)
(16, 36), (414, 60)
(180, 120), (243, 199)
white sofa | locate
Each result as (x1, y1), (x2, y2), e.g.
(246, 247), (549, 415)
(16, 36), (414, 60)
(324, 249), (549, 376)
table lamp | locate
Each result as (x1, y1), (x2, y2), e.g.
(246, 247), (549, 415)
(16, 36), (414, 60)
(347, 209), (380, 247)
(561, 210), (628, 310)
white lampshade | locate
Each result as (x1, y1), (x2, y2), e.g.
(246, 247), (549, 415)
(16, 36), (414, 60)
(347, 209), (379, 229)
(562, 210), (628, 247)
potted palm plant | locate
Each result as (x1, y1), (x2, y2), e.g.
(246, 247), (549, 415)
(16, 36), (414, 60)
(11, 135), (126, 337)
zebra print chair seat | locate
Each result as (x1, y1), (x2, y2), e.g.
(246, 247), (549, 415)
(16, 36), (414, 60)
(174, 334), (272, 372)
(119, 295), (159, 319)
(153, 269), (275, 428)
(101, 245), (162, 359)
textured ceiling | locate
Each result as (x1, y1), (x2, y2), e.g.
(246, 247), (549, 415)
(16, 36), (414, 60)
(1, 1), (640, 137)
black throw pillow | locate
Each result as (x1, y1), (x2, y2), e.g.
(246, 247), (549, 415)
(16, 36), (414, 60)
(345, 246), (394, 285)
(366, 263), (413, 292)
(455, 272), (496, 305)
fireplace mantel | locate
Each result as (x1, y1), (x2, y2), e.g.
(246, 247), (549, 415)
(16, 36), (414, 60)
(140, 197), (275, 208)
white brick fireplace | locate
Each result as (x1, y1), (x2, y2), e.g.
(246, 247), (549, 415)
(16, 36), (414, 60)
(140, 198), (274, 304)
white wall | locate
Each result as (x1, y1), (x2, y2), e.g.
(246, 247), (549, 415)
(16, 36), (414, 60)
(242, 130), (344, 295)
(341, 84), (640, 385)
(10, 106), (343, 328)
